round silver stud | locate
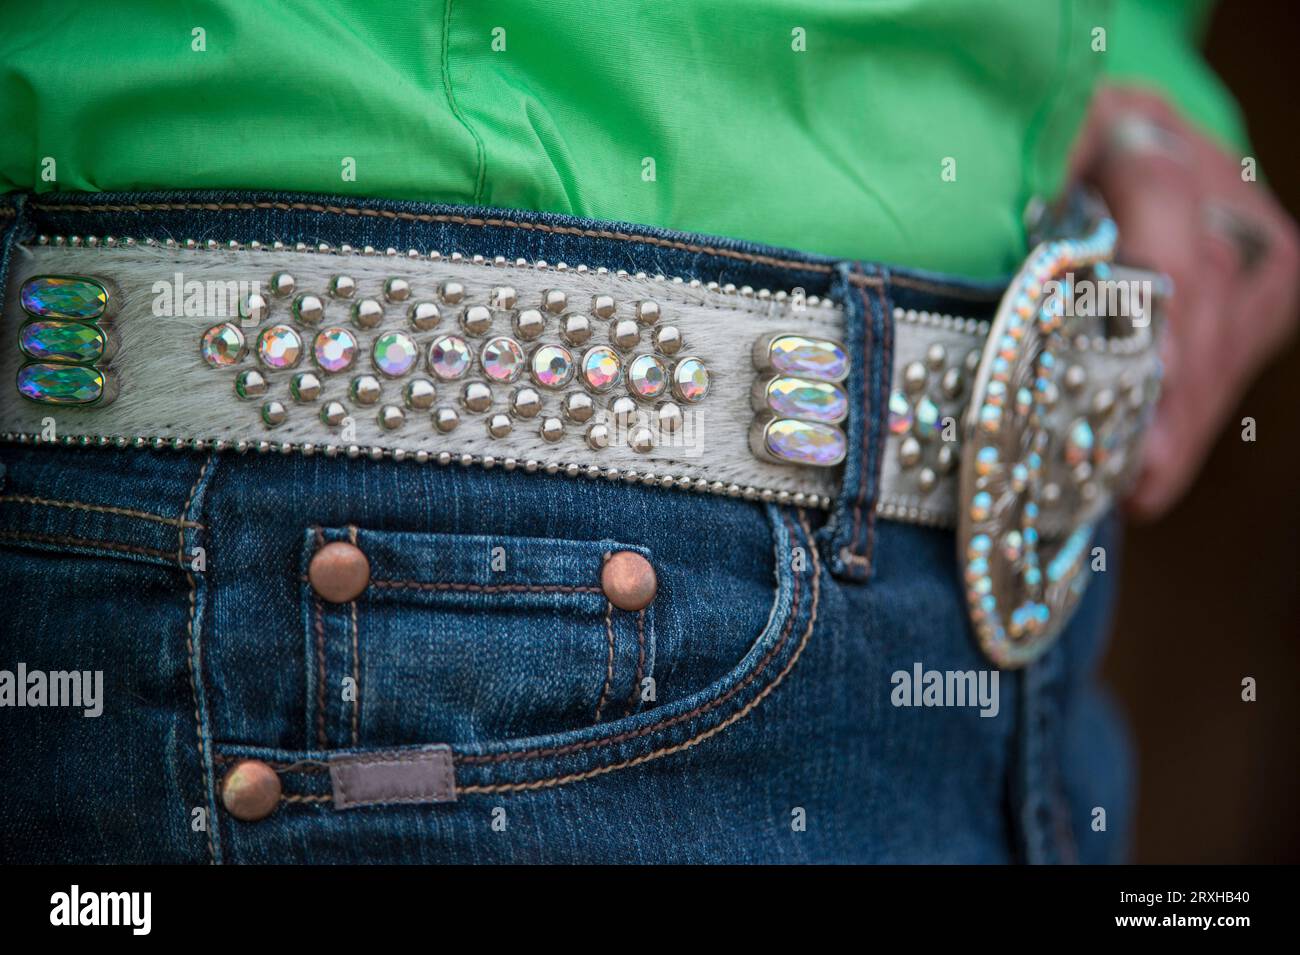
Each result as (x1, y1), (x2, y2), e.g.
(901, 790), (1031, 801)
(926, 343), (947, 370)
(937, 443), (958, 473)
(653, 325), (682, 355)
(539, 417), (564, 442)
(384, 277), (411, 302)
(378, 405), (405, 430)
(629, 426), (654, 453)
(330, 275), (356, 298)
(541, 289), (567, 314)
(404, 378), (437, 410)
(434, 407), (460, 432)
(918, 467), (937, 493)
(635, 300), (661, 325)
(461, 381), (493, 413)
(899, 436), (922, 468)
(352, 298), (384, 329)
(290, 372), (322, 402)
(270, 272), (295, 297)
(490, 286), (517, 309)
(964, 347), (982, 374)
(350, 375), (382, 405)
(1064, 364), (1087, 393)
(586, 422), (610, 450)
(511, 387), (542, 418)
(610, 395), (637, 427)
(1092, 388), (1116, 418)
(292, 294), (324, 325)
(561, 314), (591, 345)
(903, 361), (928, 394)
(438, 281), (465, 304)
(487, 413), (513, 438)
(408, 301), (441, 331)
(460, 304), (492, 336)
(320, 401), (347, 427)
(611, 319), (640, 351)
(261, 400), (287, 427)
(657, 401), (683, 434)
(239, 291), (268, 326)
(941, 367), (963, 400)
(591, 294), (616, 319)
(563, 392), (595, 423)
(514, 308), (545, 340)
(1042, 481), (1062, 505)
(235, 369), (268, 399)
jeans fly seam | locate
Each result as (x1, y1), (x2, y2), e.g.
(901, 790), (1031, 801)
(347, 524), (360, 747)
(623, 608), (646, 718)
(595, 600), (615, 722)
(181, 453), (216, 864)
(313, 526), (327, 750)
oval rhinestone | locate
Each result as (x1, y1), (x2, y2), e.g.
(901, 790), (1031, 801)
(17, 363), (105, 405)
(372, 331), (419, 377)
(765, 377), (846, 423)
(627, 354), (668, 400)
(258, 325), (302, 369)
(530, 344), (574, 389)
(762, 419), (846, 467)
(766, 335), (848, 381)
(200, 323), (246, 367)
(21, 276), (109, 321)
(313, 327), (357, 373)
(429, 335), (472, 380)
(671, 356), (709, 403)
(21, 320), (108, 364)
(480, 336), (526, 382)
(913, 396), (940, 439)
(887, 391), (913, 434)
(581, 346), (622, 392)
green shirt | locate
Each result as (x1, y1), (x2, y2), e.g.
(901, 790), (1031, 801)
(0, 0), (1243, 279)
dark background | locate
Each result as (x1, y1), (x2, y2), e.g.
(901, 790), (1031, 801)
(1103, 0), (1299, 863)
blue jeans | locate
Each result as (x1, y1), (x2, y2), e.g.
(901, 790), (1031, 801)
(0, 190), (1131, 863)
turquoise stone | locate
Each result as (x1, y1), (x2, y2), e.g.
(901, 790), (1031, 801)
(21, 276), (109, 321)
(17, 362), (105, 405)
(1064, 418), (1094, 466)
(767, 335), (848, 381)
(763, 418), (846, 466)
(19, 320), (106, 363)
(765, 377), (847, 423)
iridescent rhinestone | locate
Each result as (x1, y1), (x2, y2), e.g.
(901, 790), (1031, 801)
(269, 272), (295, 297)
(611, 320), (640, 351)
(330, 275), (356, 298)
(434, 407), (460, 432)
(428, 335), (472, 380)
(350, 375), (382, 405)
(912, 396), (940, 440)
(581, 346), (622, 392)
(408, 301), (441, 331)
(21, 276), (109, 321)
(610, 395), (638, 426)
(563, 392), (594, 423)
(635, 300), (661, 325)
(764, 335), (848, 381)
(258, 325), (302, 369)
(539, 417), (564, 442)
(384, 277), (411, 302)
(378, 404), (405, 430)
(490, 286), (517, 309)
(261, 400), (287, 427)
(903, 361), (928, 394)
(239, 291), (268, 326)
(658, 401), (683, 434)
(511, 387), (542, 418)
(487, 412), (512, 438)
(352, 298), (384, 329)
(654, 325), (682, 356)
(292, 293), (324, 325)
(21, 320), (108, 363)
(560, 314), (592, 345)
(591, 294), (616, 319)
(460, 305), (492, 336)
(290, 372), (321, 402)
(461, 381), (492, 412)
(760, 419), (846, 466)
(970, 490), (993, 522)
(404, 378), (436, 410)
(629, 426), (654, 453)
(514, 308), (545, 340)
(17, 363), (106, 405)
(235, 369), (268, 399)
(1064, 418), (1095, 467)
(627, 354), (668, 400)
(975, 446), (999, 476)
(763, 377), (847, 423)
(372, 331), (419, 377)
(438, 281), (465, 304)
(586, 422), (610, 450)
(671, 357), (709, 403)
(888, 392), (913, 434)
(541, 289), (567, 314)
(530, 344), (574, 389)
(480, 336), (526, 382)
(320, 400), (347, 426)
(313, 327), (357, 373)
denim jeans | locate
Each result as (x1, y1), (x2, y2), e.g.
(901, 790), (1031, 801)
(0, 190), (1131, 863)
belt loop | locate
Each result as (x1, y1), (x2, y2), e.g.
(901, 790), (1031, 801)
(821, 261), (893, 581)
(0, 192), (28, 312)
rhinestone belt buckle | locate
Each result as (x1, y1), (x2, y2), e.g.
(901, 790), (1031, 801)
(958, 213), (1165, 669)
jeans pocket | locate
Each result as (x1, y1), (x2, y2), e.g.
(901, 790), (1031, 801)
(302, 526), (654, 750)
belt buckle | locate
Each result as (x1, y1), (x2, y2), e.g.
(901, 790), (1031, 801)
(957, 209), (1165, 668)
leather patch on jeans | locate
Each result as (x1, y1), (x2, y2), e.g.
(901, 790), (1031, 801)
(329, 745), (457, 809)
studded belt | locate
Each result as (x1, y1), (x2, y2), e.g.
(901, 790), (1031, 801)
(0, 202), (1163, 667)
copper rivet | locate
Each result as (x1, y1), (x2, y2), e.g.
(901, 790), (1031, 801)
(220, 758), (282, 822)
(600, 551), (657, 611)
(308, 541), (371, 603)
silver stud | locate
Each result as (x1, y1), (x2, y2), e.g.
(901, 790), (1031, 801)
(926, 343), (947, 370)
(270, 272), (295, 297)
(918, 467), (937, 493)
(591, 294), (616, 319)
(487, 413), (513, 438)
(1064, 364), (1087, 393)
(635, 300), (661, 325)
(1039, 380), (1060, 408)
(461, 381), (492, 413)
(657, 401), (683, 434)
(490, 286), (517, 309)
(292, 293), (325, 326)
(629, 426), (654, 453)
(586, 422), (610, 450)
(258, 400), (287, 429)
(404, 378), (437, 410)
(235, 369), (268, 399)
(563, 392), (595, 423)
(330, 275), (356, 298)
(350, 374), (382, 405)
(1091, 388), (1116, 418)
(1042, 481), (1062, 505)
(903, 361), (928, 394)
(439, 281), (465, 304)
(460, 304), (492, 336)
(377, 404), (405, 430)
(937, 443), (958, 474)
(352, 298), (384, 329)
(653, 325), (682, 355)
(434, 407), (460, 432)
(539, 417), (564, 442)
(384, 277), (411, 302)
(514, 308), (545, 340)
(610, 395), (637, 427)
(899, 436), (922, 468)
(320, 401), (347, 427)
(290, 372), (322, 402)
(511, 387), (542, 418)
(541, 289), (567, 314)
(941, 367), (963, 399)
(239, 291), (268, 326)
(964, 348), (982, 374)
(611, 319), (640, 351)
(408, 301), (441, 330)
(561, 314), (591, 345)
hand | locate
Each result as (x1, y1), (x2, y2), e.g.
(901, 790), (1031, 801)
(1068, 86), (1300, 519)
